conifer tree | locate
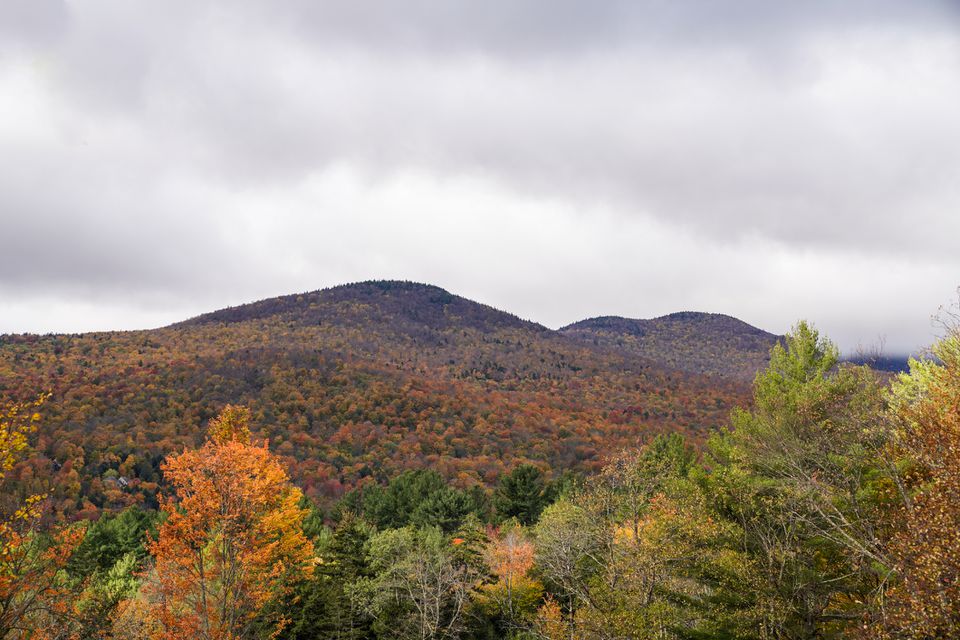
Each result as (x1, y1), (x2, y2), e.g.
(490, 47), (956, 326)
(494, 464), (549, 525)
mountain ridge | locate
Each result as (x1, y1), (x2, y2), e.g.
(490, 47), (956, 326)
(0, 279), (774, 517)
(560, 309), (781, 381)
(175, 280), (547, 334)
(561, 310), (772, 333)
(170, 280), (789, 381)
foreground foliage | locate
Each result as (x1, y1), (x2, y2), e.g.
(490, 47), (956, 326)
(3, 319), (959, 639)
(877, 333), (960, 637)
(144, 406), (314, 640)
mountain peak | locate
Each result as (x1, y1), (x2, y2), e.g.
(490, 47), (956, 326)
(561, 311), (779, 380)
(175, 280), (544, 333)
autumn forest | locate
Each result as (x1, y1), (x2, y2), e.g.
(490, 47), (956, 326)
(1, 281), (957, 639)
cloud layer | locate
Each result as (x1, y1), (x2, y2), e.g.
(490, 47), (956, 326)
(2, 1), (959, 352)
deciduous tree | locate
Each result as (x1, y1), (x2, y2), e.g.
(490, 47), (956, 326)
(877, 331), (960, 637)
(353, 526), (479, 640)
(475, 522), (542, 633)
(145, 406), (314, 640)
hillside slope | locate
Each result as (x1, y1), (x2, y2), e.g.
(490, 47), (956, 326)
(561, 312), (780, 381)
(0, 282), (758, 519)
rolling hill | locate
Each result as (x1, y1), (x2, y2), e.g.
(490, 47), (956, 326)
(0, 281), (774, 519)
(561, 312), (781, 381)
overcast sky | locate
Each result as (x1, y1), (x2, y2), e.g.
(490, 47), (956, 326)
(2, 1), (959, 353)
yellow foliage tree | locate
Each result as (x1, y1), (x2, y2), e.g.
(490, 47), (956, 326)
(0, 394), (82, 639)
(534, 596), (570, 640)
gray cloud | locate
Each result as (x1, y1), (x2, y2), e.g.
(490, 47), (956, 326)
(251, 1), (960, 54)
(1, 0), (958, 353)
(0, 0), (67, 46)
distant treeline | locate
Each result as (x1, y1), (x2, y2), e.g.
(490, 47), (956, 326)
(843, 353), (912, 372)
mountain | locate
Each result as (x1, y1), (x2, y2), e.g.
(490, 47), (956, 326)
(0, 281), (765, 519)
(178, 281), (542, 335)
(561, 312), (781, 381)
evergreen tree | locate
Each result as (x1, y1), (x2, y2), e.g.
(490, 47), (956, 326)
(273, 514), (375, 640)
(68, 506), (159, 579)
(411, 486), (475, 533)
(494, 464), (550, 525)
(706, 321), (892, 637)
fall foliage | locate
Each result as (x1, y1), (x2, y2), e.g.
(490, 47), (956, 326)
(144, 406), (315, 640)
(0, 395), (84, 639)
(876, 331), (960, 637)
(475, 523), (542, 632)
(2, 293), (959, 639)
(0, 282), (748, 521)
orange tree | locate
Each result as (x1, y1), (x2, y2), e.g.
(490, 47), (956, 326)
(146, 406), (314, 640)
(474, 522), (542, 632)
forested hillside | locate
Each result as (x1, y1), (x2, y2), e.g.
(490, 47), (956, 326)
(0, 281), (758, 519)
(562, 311), (780, 380)
(3, 320), (958, 639)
